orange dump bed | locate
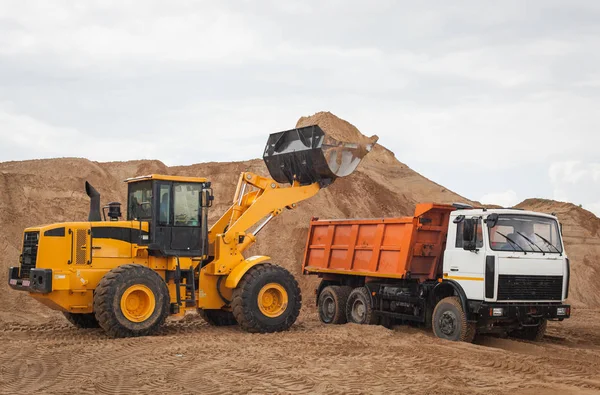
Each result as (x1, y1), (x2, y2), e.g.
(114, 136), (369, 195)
(302, 203), (455, 281)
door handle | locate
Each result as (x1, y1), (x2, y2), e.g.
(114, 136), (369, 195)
(450, 266), (459, 272)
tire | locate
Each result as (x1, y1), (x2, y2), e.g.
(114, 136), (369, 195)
(198, 309), (237, 326)
(345, 287), (378, 325)
(432, 296), (476, 342)
(63, 312), (100, 329)
(318, 285), (352, 324)
(94, 264), (170, 338)
(511, 319), (547, 341)
(232, 263), (301, 333)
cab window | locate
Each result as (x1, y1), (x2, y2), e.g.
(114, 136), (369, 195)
(173, 183), (201, 226)
(455, 219), (484, 248)
(127, 181), (152, 220)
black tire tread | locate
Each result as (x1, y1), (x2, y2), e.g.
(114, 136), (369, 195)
(511, 319), (547, 341)
(231, 263), (301, 333)
(198, 309), (237, 326)
(63, 312), (100, 329)
(318, 285), (352, 324)
(345, 287), (378, 325)
(93, 264), (169, 338)
(432, 296), (476, 343)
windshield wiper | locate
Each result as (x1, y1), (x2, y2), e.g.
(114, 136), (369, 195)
(516, 231), (545, 253)
(495, 231), (526, 253)
(534, 232), (561, 254)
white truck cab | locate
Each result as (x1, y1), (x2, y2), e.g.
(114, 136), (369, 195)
(443, 208), (570, 338)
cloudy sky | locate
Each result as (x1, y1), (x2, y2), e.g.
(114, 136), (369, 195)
(1, 1), (599, 215)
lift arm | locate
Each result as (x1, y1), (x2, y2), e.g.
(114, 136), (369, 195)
(208, 171), (320, 253)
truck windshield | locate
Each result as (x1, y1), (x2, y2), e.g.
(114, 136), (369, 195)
(488, 214), (562, 253)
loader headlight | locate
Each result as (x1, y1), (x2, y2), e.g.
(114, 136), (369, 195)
(490, 307), (504, 317)
(557, 307), (568, 316)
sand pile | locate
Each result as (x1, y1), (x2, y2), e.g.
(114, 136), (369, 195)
(0, 112), (595, 323)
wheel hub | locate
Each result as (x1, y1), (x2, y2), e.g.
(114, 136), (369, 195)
(120, 284), (156, 323)
(439, 311), (457, 336)
(352, 299), (366, 322)
(322, 296), (335, 320)
(258, 283), (288, 318)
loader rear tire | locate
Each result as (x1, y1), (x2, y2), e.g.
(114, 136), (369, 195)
(346, 287), (378, 325)
(232, 263), (301, 333)
(63, 312), (100, 329)
(318, 285), (352, 324)
(198, 309), (237, 326)
(432, 296), (476, 342)
(94, 264), (169, 338)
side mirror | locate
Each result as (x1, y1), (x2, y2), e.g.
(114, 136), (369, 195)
(463, 218), (479, 251)
(201, 188), (214, 208)
(486, 213), (499, 228)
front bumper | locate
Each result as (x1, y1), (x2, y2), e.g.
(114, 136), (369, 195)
(8, 267), (52, 293)
(475, 302), (571, 321)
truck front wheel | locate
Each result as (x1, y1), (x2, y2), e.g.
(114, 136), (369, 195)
(346, 287), (378, 325)
(318, 285), (352, 324)
(432, 296), (476, 342)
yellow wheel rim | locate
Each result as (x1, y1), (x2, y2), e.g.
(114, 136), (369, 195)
(257, 283), (288, 318)
(120, 284), (156, 323)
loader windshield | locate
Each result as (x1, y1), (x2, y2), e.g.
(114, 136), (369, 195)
(488, 214), (562, 253)
(128, 181), (153, 220)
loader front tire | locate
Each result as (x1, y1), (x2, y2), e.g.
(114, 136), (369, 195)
(94, 264), (169, 338)
(232, 263), (301, 333)
(198, 309), (237, 326)
(63, 312), (100, 329)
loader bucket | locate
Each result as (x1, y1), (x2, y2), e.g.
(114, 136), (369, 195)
(263, 125), (376, 186)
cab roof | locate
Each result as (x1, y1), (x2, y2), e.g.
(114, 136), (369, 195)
(450, 207), (558, 220)
(124, 174), (208, 183)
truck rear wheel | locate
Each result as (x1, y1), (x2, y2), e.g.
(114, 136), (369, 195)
(511, 319), (547, 341)
(94, 264), (169, 338)
(318, 285), (352, 324)
(232, 263), (301, 333)
(432, 296), (476, 342)
(63, 312), (100, 329)
(198, 309), (237, 326)
(346, 287), (378, 325)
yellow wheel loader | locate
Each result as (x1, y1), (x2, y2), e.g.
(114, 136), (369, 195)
(8, 126), (374, 337)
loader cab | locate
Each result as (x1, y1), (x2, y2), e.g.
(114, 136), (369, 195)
(125, 175), (213, 257)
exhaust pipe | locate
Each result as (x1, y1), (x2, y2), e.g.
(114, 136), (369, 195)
(85, 181), (102, 221)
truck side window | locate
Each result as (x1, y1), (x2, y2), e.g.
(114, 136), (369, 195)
(173, 183), (201, 226)
(455, 220), (483, 248)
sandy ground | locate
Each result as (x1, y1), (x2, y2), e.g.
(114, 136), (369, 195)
(1, 309), (599, 395)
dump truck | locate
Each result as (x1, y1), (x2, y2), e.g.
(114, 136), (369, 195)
(303, 203), (571, 342)
(8, 125), (374, 337)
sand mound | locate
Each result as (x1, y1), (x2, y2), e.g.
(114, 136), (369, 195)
(517, 199), (600, 308)
(0, 112), (595, 324)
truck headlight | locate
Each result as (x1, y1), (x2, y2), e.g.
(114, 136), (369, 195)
(491, 307), (504, 317)
(557, 307), (568, 316)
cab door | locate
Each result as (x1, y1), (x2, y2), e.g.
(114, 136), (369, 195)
(170, 182), (202, 253)
(443, 216), (485, 300)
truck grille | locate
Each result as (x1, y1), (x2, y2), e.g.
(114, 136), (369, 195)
(498, 275), (563, 301)
(20, 231), (39, 279)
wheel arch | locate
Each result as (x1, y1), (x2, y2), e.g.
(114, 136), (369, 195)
(433, 280), (469, 316)
(224, 255), (271, 289)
